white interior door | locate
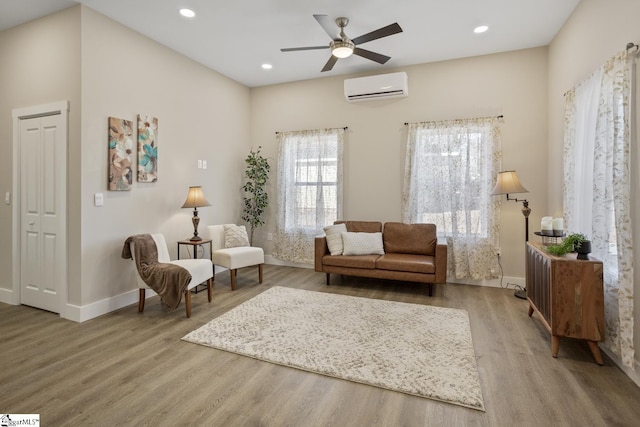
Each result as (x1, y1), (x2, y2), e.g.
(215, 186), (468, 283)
(19, 113), (66, 313)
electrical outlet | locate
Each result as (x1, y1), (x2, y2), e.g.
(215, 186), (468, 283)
(496, 248), (501, 257)
(197, 160), (202, 169)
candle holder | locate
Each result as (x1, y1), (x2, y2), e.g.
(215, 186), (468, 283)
(534, 231), (565, 246)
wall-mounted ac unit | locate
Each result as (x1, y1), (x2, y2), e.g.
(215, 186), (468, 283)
(344, 72), (408, 103)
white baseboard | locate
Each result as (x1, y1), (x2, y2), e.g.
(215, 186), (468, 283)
(448, 275), (525, 289)
(0, 286), (18, 305)
(46, 268), (229, 323)
(60, 288), (157, 323)
(0, 284), (152, 323)
(265, 255), (313, 269)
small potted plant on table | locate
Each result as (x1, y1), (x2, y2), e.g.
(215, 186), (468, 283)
(546, 233), (591, 259)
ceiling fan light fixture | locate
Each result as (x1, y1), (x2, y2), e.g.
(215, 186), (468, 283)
(331, 40), (355, 58)
(179, 8), (196, 18)
(474, 25), (489, 34)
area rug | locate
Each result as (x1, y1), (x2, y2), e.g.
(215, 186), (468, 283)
(182, 286), (485, 411)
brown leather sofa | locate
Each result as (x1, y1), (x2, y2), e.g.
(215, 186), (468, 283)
(314, 221), (447, 296)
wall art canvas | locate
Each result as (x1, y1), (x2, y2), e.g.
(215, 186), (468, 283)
(108, 117), (134, 191)
(137, 114), (158, 182)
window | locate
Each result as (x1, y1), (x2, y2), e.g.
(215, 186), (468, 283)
(273, 128), (344, 263)
(412, 127), (487, 236)
(402, 117), (501, 279)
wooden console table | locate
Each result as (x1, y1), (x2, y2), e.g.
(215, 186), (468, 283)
(525, 241), (605, 365)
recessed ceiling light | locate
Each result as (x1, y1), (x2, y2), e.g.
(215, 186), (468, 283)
(474, 25), (489, 34)
(179, 8), (196, 18)
(261, 63), (273, 70)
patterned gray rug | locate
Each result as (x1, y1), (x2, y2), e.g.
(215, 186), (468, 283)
(182, 286), (485, 411)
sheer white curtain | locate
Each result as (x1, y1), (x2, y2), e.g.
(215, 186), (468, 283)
(564, 50), (635, 367)
(273, 128), (344, 264)
(402, 117), (502, 279)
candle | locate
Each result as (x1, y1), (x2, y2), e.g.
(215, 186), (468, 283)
(541, 216), (553, 236)
(552, 218), (564, 236)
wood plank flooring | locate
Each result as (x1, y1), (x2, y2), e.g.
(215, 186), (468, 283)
(2, 265), (639, 426)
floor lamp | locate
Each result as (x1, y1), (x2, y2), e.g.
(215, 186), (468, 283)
(492, 170), (530, 300)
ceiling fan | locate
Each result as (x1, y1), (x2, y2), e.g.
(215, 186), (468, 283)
(280, 14), (403, 72)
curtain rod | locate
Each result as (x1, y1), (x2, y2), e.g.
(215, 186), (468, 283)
(564, 42), (638, 97)
(275, 126), (348, 135)
(404, 115), (503, 126)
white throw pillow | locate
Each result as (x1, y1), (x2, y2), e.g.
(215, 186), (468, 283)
(323, 223), (348, 255)
(341, 232), (385, 256)
(224, 224), (250, 248)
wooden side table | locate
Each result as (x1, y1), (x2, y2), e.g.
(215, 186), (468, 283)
(177, 239), (213, 293)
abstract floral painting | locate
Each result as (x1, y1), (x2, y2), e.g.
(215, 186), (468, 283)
(137, 114), (158, 182)
(108, 117), (134, 191)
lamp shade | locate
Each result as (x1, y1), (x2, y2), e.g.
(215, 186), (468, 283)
(491, 170), (529, 195)
(181, 186), (211, 209)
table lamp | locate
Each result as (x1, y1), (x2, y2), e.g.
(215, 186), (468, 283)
(181, 186), (211, 241)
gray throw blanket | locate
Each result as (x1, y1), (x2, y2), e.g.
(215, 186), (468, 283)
(122, 234), (192, 311)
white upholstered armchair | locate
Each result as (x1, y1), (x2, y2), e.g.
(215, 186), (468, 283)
(127, 233), (213, 317)
(208, 224), (264, 290)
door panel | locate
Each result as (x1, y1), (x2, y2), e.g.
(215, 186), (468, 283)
(20, 114), (65, 313)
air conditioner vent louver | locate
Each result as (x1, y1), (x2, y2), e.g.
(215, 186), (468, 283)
(344, 72), (408, 103)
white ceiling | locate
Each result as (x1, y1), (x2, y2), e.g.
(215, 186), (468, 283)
(1, 0), (580, 88)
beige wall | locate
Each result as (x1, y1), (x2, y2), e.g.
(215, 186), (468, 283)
(548, 0), (640, 377)
(0, 7), (81, 295)
(78, 6), (251, 306)
(0, 5), (251, 316)
(250, 47), (549, 279)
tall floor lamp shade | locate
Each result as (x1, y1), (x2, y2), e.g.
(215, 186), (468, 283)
(492, 170), (530, 299)
(181, 186), (211, 241)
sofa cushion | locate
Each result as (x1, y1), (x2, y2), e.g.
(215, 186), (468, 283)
(375, 253), (436, 274)
(383, 222), (437, 256)
(323, 254), (379, 269)
(342, 232), (385, 256)
(324, 223), (348, 255)
(335, 221), (382, 233)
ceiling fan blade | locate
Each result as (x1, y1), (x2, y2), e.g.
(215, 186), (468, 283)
(281, 46), (329, 52)
(353, 47), (391, 64)
(314, 14), (340, 41)
(321, 55), (339, 72)
(351, 23), (403, 45)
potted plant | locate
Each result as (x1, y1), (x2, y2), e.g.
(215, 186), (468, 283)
(241, 146), (270, 245)
(546, 233), (591, 259)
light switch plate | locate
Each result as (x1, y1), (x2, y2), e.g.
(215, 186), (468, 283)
(197, 160), (203, 169)
(4, 192), (10, 205)
(202, 160), (207, 169)
(94, 193), (104, 207)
